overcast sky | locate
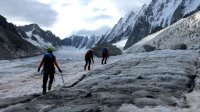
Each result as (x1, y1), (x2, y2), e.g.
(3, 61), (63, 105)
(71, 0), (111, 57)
(0, 0), (151, 38)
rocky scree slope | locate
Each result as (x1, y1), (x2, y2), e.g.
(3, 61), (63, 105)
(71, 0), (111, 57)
(126, 12), (200, 53)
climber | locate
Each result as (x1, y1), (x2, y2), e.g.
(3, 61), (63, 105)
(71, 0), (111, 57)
(38, 48), (62, 94)
(102, 47), (109, 64)
(84, 49), (94, 70)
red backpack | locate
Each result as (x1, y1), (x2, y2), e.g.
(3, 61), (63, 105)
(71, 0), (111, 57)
(85, 50), (93, 59)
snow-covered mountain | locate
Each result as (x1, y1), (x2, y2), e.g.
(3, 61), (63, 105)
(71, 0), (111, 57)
(100, 10), (138, 44)
(0, 15), (41, 59)
(62, 35), (101, 49)
(101, 0), (200, 50)
(17, 24), (62, 49)
(126, 11), (200, 53)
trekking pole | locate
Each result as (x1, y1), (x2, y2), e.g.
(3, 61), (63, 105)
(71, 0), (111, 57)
(41, 69), (44, 75)
(53, 77), (56, 88)
(92, 61), (94, 69)
(60, 73), (65, 85)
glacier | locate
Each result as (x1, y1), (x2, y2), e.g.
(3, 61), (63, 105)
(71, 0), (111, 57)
(0, 47), (200, 112)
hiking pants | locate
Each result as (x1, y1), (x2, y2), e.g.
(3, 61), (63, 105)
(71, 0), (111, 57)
(43, 72), (54, 92)
(102, 56), (108, 64)
(84, 58), (91, 70)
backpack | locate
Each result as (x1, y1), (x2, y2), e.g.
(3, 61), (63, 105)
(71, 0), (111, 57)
(85, 50), (93, 59)
(43, 53), (55, 72)
(102, 48), (108, 54)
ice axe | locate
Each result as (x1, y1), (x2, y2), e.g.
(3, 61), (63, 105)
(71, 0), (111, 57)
(60, 73), (65, 85)
(91, 60), (94, 70)
(37, 68), (43, 75)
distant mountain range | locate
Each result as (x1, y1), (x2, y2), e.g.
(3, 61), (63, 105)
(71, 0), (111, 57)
(0, 0), (200, 59)
(63, 0), (200, 50)
(0, 14), (103, 59)
(61, 35), (101, 49)
(16, 23), (104, 50)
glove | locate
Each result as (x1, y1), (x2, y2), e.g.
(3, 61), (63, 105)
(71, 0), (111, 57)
(58, 68), (62, 73)
(38, 68), (40, 72)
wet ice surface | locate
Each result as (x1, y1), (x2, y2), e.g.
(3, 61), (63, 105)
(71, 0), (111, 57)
(0, 47), (89, 99)
(0, 46), (121, 99)
(1, 49), (200, 112)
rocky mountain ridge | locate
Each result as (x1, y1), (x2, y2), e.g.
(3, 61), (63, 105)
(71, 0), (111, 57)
(126, 11), (200, 53)
(17, 24), (62, 49)
(0, 15), (42, 59)
(99, 0), (200, 50)
(62, 35), (101, 49)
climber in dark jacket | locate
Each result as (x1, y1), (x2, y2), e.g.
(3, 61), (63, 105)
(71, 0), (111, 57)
(38, 48), (62, 94)
(102, 47), (109, 64)
(84, 49), (94, 70)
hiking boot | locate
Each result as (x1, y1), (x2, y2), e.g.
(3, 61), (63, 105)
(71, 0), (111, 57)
(42, 90), (46, 95)
(88, 68), (90, 70)
(48, 84), (52, 91)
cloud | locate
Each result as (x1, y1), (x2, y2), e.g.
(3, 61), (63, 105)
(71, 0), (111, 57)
(95, 14), (112, 20)
(85, 14), (112, 22)
(74, 25), (111, 36)
(111, 0), (152, 15)
(93, 8), (107, 12)
(0, 0), (58, 27)
(0, 0), (151, 38)
(78, 0), (91, 6)
(62, 3), (71, 7)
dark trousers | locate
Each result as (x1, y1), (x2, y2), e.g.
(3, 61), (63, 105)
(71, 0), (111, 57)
(84, 58), (91, 70)
(43, 72), (54, 93)
(102, 56), (108, 64)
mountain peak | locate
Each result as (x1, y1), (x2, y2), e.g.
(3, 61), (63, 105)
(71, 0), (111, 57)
(17, 23), (62, 49)
(29, 23), (42, 31)
(98, 0), (200, 50)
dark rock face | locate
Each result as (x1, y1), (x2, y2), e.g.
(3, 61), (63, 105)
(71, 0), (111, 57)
(170, 1), (184, 24)
(102, 11), (135, 44)
(173, 43), (187, 50)
(0, 15), (19, 35)
(143, 45), (156, 52)
(92, 43), (122, 57)
(0, 15), (41, 59)
(125, 16), (151, 49)
(17, 24), (62, 48)
(17, 28), (29, 39)
(86, 35), (101, 48)
(62, 35), (89, 48)
(61, 37), (72, 46)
